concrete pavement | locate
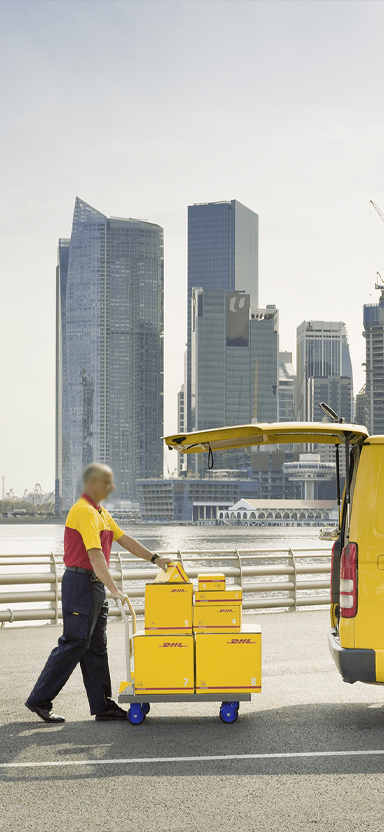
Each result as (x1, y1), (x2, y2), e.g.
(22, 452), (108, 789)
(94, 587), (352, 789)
(1, 610), (384, 831)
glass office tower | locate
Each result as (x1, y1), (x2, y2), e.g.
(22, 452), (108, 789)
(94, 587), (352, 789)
(296, 320), (353, 423)
(363, 287), (384, 434)
(187, 200), (259, 432)
(191, 288), (278, 475)
(56, 198), (164, 511)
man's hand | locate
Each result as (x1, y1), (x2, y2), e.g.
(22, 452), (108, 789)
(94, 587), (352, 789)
(111, 590), (127, 604)
(154, 556), (172, 572)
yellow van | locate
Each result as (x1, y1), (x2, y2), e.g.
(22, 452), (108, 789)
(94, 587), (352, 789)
(165, 415), (384, 687)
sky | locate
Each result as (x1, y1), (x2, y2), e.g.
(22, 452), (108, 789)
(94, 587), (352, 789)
(1, 0), (384, 494)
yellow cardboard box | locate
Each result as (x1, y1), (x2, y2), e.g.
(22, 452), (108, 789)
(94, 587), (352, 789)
(145, 583), (193, 634)
(154, 561), (190, 584)
(194, 585), (242, 604)
(133, 633), (194, 695)
(195, 627), (261, 694)
(193, 603), (242, 632)
(197, 573), (226, 592)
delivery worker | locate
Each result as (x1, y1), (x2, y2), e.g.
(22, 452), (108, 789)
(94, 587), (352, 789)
(25, 463), (169, 723)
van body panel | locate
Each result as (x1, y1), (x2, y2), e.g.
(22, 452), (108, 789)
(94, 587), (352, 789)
(344, 444), (384, 652)
(363, 436), (384, 445)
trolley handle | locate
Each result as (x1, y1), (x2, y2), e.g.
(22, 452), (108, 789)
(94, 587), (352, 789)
(117, 595), (137, 634)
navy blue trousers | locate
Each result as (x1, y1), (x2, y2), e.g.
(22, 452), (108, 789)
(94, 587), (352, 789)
(27, 570), (112, 715)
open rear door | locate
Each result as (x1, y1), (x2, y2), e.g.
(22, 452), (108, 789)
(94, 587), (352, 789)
(164, 422), (369, 455)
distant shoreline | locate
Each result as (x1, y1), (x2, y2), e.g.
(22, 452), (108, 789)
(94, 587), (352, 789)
(0, 517), (66, 525)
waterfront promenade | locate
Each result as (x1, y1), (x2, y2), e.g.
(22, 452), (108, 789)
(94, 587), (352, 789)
(1, 609), (384, 831)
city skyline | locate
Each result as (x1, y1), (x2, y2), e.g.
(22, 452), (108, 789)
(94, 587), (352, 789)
(1, 0), (384, 492)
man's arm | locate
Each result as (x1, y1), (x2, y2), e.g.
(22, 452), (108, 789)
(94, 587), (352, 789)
(116, 533), (169, 571)
(87, 548), (126, 602)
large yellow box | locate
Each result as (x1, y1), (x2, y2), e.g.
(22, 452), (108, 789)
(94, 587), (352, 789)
(193, 603), (242, 632)
(145, 583), (193, 634)
(194, 585), (242, 604)
(133, 633), (195, 695)
(198, 573), (226, 592)
(195, 627), (261, 694)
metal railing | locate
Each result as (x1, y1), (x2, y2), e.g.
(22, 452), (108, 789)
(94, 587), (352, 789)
(0, 547), (332, 625)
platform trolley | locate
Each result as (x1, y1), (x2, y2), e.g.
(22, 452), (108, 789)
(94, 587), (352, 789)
(117, 596), (261, 725)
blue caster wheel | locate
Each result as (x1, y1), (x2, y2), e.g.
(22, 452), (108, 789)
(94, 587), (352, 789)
(141, 703), (150, 715)
(127, 704), (146, 724)
(219, 701), (239, 723)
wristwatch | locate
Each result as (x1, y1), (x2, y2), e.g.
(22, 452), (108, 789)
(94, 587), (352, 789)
(150, 553), (159, 564)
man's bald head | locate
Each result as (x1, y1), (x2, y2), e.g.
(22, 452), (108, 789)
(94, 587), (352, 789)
(82, 463), (115, 503)
(83, 463), (113, 485)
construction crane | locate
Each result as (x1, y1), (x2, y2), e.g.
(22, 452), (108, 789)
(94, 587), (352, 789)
(370, 200), (384, 224)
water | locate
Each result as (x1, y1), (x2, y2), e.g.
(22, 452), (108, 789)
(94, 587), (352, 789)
(0, 524), (332, 626)
(0, 523), (332, 556)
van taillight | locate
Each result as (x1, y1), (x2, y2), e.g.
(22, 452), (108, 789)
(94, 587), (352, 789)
(340, 542), (358, 618)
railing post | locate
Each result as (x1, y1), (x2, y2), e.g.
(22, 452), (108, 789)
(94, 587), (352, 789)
(234, 549), (243, 589)
(116, 552), (124, 619)
(50, 552), (59, 624)
(288, 548), (297, 612)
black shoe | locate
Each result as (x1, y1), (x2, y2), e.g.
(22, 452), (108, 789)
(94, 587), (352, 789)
(25, 702), (65, 723)
(95, 703), (127, 721)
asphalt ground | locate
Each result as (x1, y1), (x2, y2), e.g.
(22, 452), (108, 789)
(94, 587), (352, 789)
(1, 610), (384, 832)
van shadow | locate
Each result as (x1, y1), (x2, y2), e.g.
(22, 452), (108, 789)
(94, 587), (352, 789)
(3, 700), (384, 780)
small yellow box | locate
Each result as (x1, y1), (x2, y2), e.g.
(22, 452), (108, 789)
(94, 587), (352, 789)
(195, 585), (242, 604)
(198, 573), (226, 592)
(145, 583), (193, 634)
(133, 633), (194, 694)
(155, 562), (190, 584)
(195, 627), (261, 694)
(193, 603), (242, 632)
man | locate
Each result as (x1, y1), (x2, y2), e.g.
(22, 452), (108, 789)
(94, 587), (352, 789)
(25, 463), (169, 723)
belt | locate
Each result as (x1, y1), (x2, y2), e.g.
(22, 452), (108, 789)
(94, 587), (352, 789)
(65, 566), (93, 574)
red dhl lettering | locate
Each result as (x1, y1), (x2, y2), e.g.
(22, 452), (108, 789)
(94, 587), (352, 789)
(219, 609), (233, 612)
(159, 642), (184, 648)
(171, 589), (185, 593)
(228, 638), (252, 644)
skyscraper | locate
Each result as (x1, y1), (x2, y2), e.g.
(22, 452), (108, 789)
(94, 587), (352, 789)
(187, 200), (259, 432)
(190, 288), (278, 475)
(363, 286), (384, 434)
(56, 198), (164, 511)
(296, 321), (353, 423)
(278, 352), (296, 422)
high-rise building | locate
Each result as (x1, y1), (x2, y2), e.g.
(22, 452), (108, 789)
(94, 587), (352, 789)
(363, 288), (384, 435)
(355, 385), (366, 426)
(56, 197), (164, 511)
(187, 200), (259, 432)
(190, 288), (278, 475)
(278, 351), (296, 422)
(296, 321), (353, 423)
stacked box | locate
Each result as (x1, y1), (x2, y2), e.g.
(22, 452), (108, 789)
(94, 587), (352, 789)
(194, 585), (242, 604)
(198, 573), (226, 592)
(193, 578), (242, 634)
(134, 633), (194, 695)
(193, 603), (242, 632)
(195, 627), (261, 694)
(145, 583), (193, 634)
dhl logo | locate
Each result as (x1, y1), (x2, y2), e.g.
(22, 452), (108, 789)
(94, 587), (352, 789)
(219, 609), (234, 612)
(159, 642), (185, 648)
(171, 589), (186, 593)
(228, 638), (252, 644)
